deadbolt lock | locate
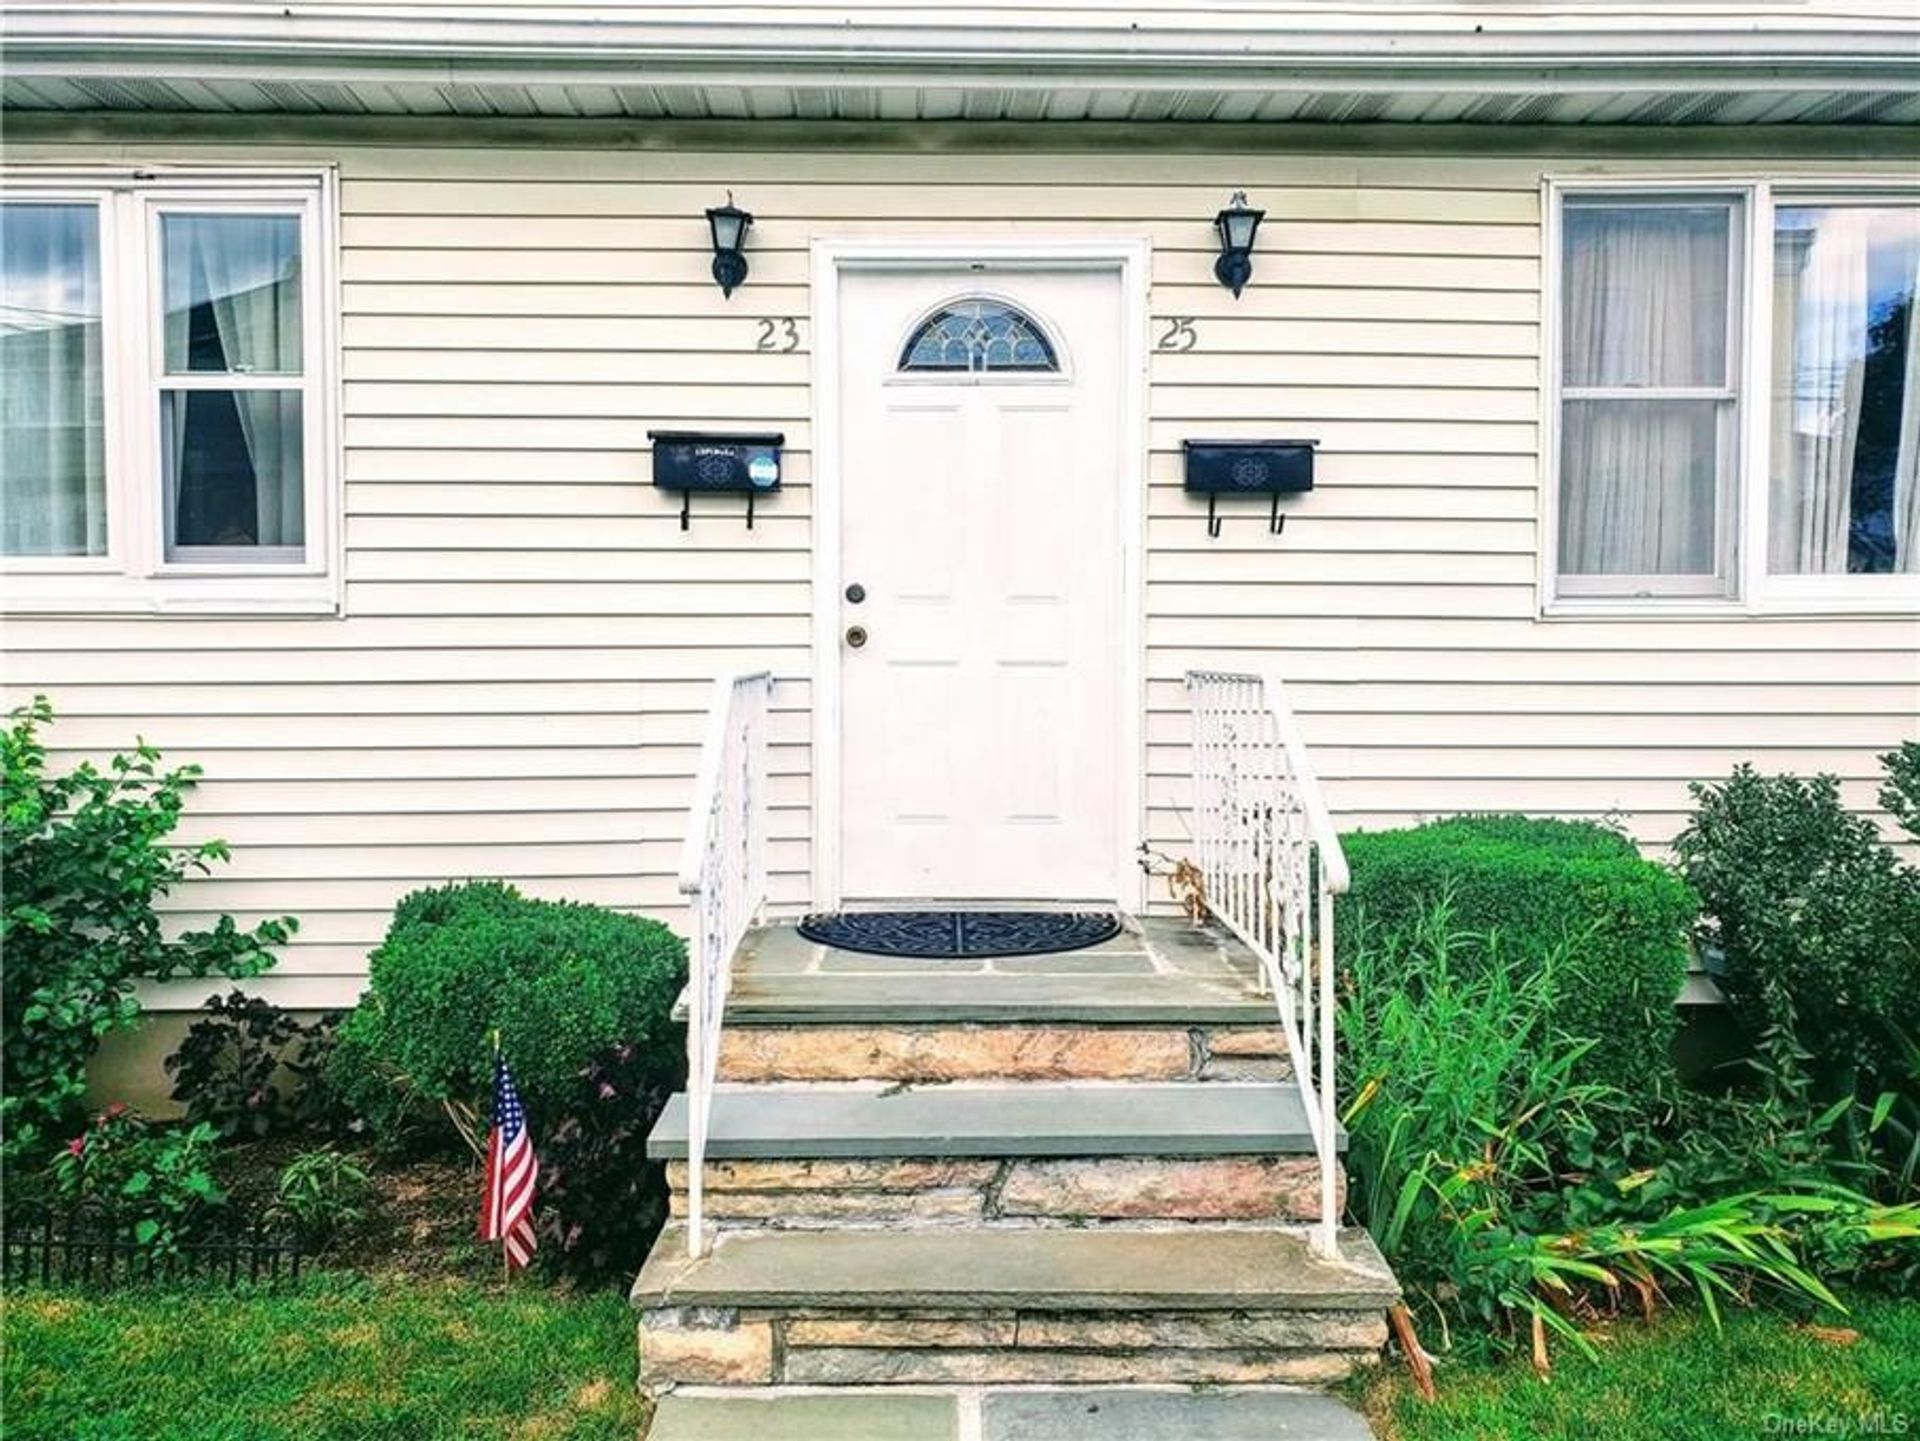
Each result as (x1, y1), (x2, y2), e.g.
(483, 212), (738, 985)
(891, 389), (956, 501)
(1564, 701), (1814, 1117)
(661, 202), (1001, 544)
(845, 625), (869, 649)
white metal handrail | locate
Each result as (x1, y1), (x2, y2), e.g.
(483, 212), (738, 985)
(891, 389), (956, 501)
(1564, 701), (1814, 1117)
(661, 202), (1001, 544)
(1185, 669), (1348, 1260)
(677, 670), (773, 1257)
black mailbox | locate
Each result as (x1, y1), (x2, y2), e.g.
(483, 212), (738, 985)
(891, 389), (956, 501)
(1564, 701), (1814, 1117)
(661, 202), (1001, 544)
(1183, 439), (1315, 537)
(648, 430), (784, 530)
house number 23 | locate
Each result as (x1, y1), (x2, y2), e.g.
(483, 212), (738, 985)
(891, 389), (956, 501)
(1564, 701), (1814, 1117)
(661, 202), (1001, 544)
(756, 317), (801, 353)
(1156, 317), (1198, 352)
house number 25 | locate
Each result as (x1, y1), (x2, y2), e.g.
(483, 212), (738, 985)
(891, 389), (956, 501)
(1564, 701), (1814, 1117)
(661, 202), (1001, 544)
(756, 317), (801, 353)
(1156, 317), (1198, 352)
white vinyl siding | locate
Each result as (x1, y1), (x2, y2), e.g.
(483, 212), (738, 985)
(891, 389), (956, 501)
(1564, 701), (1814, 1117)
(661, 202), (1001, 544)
(2, 137), (1915, 1009)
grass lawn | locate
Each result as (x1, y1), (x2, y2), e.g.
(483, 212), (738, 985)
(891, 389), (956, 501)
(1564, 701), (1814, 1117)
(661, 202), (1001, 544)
(1353, 1295), (1920, 1441)
(2, 1273), (649, 1441)
(8, 1276), (1916, 1441)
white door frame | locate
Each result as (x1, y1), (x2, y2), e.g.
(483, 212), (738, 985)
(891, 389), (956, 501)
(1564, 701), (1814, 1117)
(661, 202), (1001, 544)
(809, 237), (1150, 914)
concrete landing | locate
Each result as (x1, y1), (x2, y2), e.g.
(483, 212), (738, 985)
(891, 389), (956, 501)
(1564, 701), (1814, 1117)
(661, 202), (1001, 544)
(634, 1223), (1399, 1312)
(649, 1390), (954, 1440)
(648, 1386), (1377, 1440)
(647, 1082), (1329, 1159)
(702, 917), (1272, 1025)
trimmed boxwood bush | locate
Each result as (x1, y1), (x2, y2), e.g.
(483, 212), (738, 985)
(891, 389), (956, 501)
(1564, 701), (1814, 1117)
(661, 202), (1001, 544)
(329, 881), (685, 1139)
(1337, 815), (1696, 1096)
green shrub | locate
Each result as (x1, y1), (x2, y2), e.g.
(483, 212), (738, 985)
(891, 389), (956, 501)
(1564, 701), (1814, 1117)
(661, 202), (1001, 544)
(1338, 901), (1919, 1366)
(1673, 755), (1920, 1210)
(1396, 813), (1642, 860)
(330, 881), (686, 1283)
(1338, 814), (1696, 1096)
(1881, 740), (1920, 841)
(1, 697), (294, 1164)
(1674, 761), (1920, 1091)
(386, 876), (530, 939)
(329, 881), (685, 1142)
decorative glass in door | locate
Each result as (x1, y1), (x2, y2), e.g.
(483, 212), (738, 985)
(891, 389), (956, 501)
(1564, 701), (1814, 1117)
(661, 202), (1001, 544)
(899, 298), (1058, 373)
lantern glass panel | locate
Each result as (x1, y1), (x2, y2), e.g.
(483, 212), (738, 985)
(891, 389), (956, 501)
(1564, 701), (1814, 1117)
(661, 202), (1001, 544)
(709, 208), (747, 252)
(1222, 208), (1261, 251)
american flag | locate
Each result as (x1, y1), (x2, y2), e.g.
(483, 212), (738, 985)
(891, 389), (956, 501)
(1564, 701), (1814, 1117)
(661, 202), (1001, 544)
(479, 1049), (538, 1272)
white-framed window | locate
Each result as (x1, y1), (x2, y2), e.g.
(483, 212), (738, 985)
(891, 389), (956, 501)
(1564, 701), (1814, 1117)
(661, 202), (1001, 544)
(1544, 177), (1920, 615)
(1, 168), (338, 613)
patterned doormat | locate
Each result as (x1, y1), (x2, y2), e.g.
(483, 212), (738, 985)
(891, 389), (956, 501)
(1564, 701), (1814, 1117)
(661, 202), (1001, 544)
(796, 910), (1122, 959)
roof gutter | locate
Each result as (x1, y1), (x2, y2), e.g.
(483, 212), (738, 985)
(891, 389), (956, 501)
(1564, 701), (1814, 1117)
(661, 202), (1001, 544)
(7, 9), (1919, 96)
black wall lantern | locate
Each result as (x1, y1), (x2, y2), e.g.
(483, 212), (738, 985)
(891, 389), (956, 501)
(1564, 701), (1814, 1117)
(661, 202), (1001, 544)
(1213, 189), (1264, 299)
(706, 194), (753, 298)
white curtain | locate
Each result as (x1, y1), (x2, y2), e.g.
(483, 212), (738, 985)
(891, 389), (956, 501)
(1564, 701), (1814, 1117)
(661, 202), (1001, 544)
(1561, 401), (1717, 575)
(164, 215), (303, 548)
(1895, 279), (1920, 570)
(1771, 208), (1920, 575)
(1770, 216), (1867, 573)
(0, 204), (107, 556)
(228, 392), (302, 546)
(1559, 206), (1729, 575)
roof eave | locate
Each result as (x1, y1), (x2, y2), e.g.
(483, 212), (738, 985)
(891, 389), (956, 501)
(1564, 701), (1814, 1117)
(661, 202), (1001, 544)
(7, 10), (1920, 92)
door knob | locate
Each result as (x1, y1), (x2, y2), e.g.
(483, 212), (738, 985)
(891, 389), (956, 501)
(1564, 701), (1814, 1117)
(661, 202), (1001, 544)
(845, 625), (868, 649)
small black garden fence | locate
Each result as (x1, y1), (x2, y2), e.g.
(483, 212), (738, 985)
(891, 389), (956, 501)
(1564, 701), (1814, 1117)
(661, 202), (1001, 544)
(3, 1206), (308, 1289)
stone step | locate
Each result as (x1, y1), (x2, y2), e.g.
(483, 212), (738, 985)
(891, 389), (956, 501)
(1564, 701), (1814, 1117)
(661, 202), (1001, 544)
(666, 1152), (1338, 1230)
(678, 918), (1272, 1031)
(650, 1083), (1338, 1231)
(715, 970), (1272, 1025)
(716, 1020), (1289, 1084)
(649, 1386), (1376, 1440)
(690, 918), (1291, 1084)
(648, 1083), (1327, 1160)
(633, 1224), (1398, 1388)
(637, 1222), (1394, 1312)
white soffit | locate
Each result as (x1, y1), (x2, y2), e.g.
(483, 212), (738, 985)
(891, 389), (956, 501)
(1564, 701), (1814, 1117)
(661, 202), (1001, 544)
(3, 3), (1919, 124)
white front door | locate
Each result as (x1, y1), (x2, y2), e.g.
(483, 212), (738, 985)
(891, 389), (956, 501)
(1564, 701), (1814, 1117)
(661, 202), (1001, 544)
(836, 268), (1124, 903)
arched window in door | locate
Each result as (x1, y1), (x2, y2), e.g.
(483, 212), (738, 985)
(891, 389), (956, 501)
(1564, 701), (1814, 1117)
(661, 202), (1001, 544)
(898, 297), (1059, 373)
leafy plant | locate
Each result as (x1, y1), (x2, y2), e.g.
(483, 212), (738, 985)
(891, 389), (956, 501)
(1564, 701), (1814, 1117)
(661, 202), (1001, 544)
(46, 1106), (226, 1252)
(538, 1041), (680, 1284)
(1, 697), (295, 1162)
(1339, 814), (1696, 1097)
(1673, 759), (1920, 1128)
(272, 1146), (371, 1247)
(165, 992), (342, 1140)
(328, 881), (685, 1149)
(1471, 1188), (1919, 1369)
(1559, 953), (1917, 1292)
(1337, 897), (1919, 1372)
(1338, 900), (1624, 1345)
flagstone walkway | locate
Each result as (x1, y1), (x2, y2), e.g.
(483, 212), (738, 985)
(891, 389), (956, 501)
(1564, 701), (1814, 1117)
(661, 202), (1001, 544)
(648, 1384), (1379, 1440)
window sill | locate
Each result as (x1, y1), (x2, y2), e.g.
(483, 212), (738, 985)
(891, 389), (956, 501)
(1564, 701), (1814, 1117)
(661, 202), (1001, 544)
(1, 581), (341, 617)
(1543, 595), (1743, 620)
(1542, 595), (1920, 621)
